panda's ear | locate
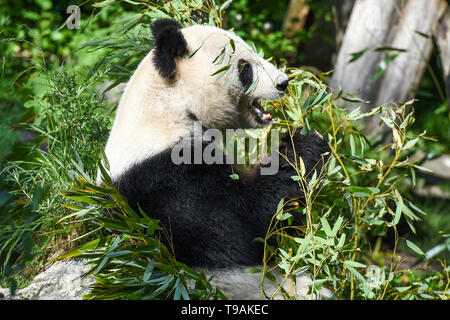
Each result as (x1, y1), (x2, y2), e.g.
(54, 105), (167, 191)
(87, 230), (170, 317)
(150, 19), (189, 79)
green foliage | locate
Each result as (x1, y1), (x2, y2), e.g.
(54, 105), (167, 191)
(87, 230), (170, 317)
(253, 71), (448, 300)
(412, 47), (449, 154)
(0, 65), (111, 289)
(0, 0), (448, 300)
(226, 0), (294, 60)
(0, 0), (128, 288)
(56, 159), (226, 300)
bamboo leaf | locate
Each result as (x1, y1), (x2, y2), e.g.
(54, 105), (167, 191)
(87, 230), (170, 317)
(220, 0), (233, 11)
(402, 137), (419, 151)
(245, 78), (259, 95)
(392, 189), (404, 226)
(406, 240), (425, 257)
(331, 216), (344, 237)
(344, 260), (367, 268)
(299, 157), (306, 177)
(143, 260), (155, 282)
(320, 217), (332, 237)
(347, 186), (372, 197)
(348, 46), (372, 63)
(350, 134), (356, 156)
(210, 64), (230, 77)
(52, 238), (101, 262)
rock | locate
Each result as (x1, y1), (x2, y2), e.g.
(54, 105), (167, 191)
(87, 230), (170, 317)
(421, 154), (450, 180)
(413, 185), (450, 199)
(209, 269), (332, 300)
(0, 259), (332, 300)
(0, 259), (94, 300)
(412, 154), (450, 199)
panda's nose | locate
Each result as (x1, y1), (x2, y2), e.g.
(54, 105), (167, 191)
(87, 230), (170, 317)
(276, 79), (289, 92)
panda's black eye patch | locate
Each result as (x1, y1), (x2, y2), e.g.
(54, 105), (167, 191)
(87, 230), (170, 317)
(238, 59), (253, 92)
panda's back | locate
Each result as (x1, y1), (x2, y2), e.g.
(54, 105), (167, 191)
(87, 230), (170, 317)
(114, 145), (283, 269)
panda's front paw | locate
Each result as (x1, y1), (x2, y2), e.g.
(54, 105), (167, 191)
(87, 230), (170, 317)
(279, 128), (330, 177)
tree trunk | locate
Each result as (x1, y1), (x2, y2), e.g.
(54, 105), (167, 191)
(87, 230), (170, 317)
(331, 0), (448, 134)
(436, 7), (450, 103)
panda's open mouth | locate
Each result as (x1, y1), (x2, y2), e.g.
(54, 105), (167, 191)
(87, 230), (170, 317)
(248, 99), (272, 125)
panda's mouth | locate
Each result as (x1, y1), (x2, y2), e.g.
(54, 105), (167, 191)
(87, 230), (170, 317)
(248, 99), (272, 125)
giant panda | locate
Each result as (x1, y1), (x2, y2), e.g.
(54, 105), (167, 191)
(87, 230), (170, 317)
(100, 19), (331, 299)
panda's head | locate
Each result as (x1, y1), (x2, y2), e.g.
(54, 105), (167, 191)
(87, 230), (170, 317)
(104, 19), (289, 180)
(150, 19), (289, 130)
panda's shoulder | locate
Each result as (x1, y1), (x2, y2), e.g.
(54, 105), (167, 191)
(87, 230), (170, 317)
(115, 147), (233, 188)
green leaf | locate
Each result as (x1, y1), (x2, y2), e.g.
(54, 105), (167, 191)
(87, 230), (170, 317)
(331, 216), (344, 237)
(402, 137), (419, 151)
(220, 0), (233, 11)
(212, 47), (226, 65)
(245, 78), (259, 95)
(229, 173), (240, 180)
(367, 187), (380, 194)
(373, 54), (400, 82)
(320, 217), (332, 237)
(361, 217), (385, 226)
(210, 64), (230, 77)
(413, 165), (433, 174)
(299, 157), (306, 177)
(392, 189), (404, 226)
(180, 284), (190, 300)
(308, 170), (317, 187)
(349, 134), (356, 156)
(344, 260), (367, 268)
(229, 39), (235, 53)
(145, 275), (175, 299)
(191, 0), (203, 9)
(95, 256), (110, 274)
(328, 165), (342, 176)
(56, 206), (95, 224)
(348, 46), (372, 63)
(424, 239), (450, 261)
(374, 46), (407, 53)
(277, 198), (285, 215)
(188, 45), (202, 58)
(342, 96), (370, 104)
(407, 200), (427, 216)
(396, 286), (411, 292)
(286, 110), (299, 121)
(52, 238), (101, 262)
(345, 265), (366, 283)
(277, 212), (293, 221)
(410, 167), (416, 186)
(174, 281), (181, 300)
(338, 233), (346, 248)
(143, 260), (155, 282)
(406, 240), (425, 257)
(92, 0), (116, 8)
(244, 267), (261, 274)
(311, 87), (326, 106)
(347, 186), (372, 197)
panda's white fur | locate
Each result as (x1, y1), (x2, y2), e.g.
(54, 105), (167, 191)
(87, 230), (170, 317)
(100, 20), (332, 299)
(101, 24), (288, 182)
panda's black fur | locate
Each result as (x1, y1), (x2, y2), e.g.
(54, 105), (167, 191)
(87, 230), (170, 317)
(151, 19), (189, 79)
(114, 127), (329, 269)
(238, 59), (253, 91)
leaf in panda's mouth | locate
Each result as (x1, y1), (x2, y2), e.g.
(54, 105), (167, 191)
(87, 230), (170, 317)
(249, 99), (272, 124)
